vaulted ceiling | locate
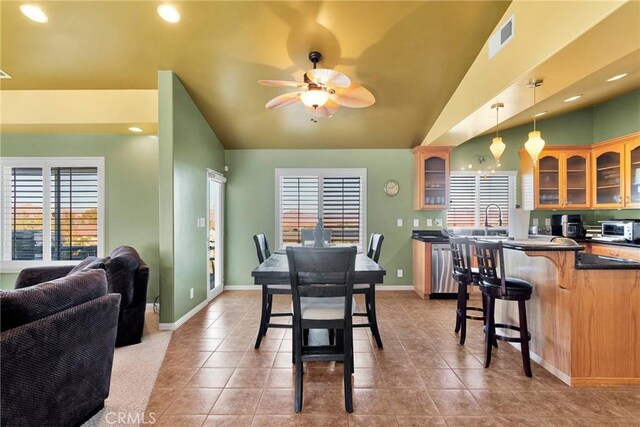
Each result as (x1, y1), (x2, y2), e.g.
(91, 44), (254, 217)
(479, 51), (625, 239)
(0, 1), (511, 149)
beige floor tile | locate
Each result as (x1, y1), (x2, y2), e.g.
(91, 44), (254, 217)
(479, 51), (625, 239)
(226, 368), (271, 388)
(155, 414), (207, 427)
(202, 415), (253, 426)
(210, 388), (263, 415)
(427, 389), (482, 416)
(164, 388), (222, 415)
(187, 368), (235, 388)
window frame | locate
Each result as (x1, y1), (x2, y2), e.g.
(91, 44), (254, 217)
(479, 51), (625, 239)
(0, 157), (105, 272)
(275, 168), (367, 250)
(447, 170), (516, 227)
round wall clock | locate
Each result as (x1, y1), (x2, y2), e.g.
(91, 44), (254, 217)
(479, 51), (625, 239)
(384, 179), (399, 197)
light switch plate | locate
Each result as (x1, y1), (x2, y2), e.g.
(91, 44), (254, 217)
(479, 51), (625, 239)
(426, 219), (433, 227)
(533, 218), (539, 226)
(397, 219), (403, 227)
(545, 218), (551, 226)
(397, 269), (403, 278)
(189, 288), (194, 299)
(197, 218), (206, 227)
(413, 219), (420, 227)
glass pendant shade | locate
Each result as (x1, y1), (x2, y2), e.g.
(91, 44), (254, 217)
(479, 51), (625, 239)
(300, 88), (329, 108)
(490, 136), (506, 164)
(525, 130), (545, 166)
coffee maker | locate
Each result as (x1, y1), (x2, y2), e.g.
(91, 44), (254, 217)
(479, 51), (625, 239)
(551, 214), (586, 238)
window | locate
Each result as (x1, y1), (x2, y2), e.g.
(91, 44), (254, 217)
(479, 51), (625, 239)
(276, 169), (366, 249)
(1, 158), (104, 271)
(447, 171), (515, 227)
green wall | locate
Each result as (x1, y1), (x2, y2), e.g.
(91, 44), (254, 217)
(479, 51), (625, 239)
(224, 149), (434, 287)
(0, 134), (160, 300)
(158, 71), (225, 323)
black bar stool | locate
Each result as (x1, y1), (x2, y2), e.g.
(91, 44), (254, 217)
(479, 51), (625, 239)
(449, 236), (486, 345)
(472, 239), (533, 377)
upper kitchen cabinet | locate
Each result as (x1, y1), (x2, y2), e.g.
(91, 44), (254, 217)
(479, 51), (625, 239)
(592, 133), (639, 209)
(624, 136), (640, 208)
(523, 147), (591, 210)
(412, 146), (452, 210)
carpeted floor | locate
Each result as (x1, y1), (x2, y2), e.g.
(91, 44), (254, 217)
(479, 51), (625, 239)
(84, 309), (173, 427)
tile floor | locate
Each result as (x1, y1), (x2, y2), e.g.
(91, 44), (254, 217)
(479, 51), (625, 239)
(146, 291), (640, 426)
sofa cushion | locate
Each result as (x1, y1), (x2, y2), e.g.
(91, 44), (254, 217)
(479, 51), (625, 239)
(0, 269), (108, 332)
(105, 246), (146, 306)
(67, 256), (107, 276)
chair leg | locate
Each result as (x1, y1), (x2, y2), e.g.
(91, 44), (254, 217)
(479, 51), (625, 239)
(454, 282), (463, 334)
(484, 296), (495, 369)
(294, 326), (304, 413)
(264, 293), (274, 336)
(482, 294), (498, 348)
(368, 285), (384, 348)
(459, 284), (468, 346)
(518, 299), (533, 378)
(255, 286), (268, 349)
(344, 329), (353, 413)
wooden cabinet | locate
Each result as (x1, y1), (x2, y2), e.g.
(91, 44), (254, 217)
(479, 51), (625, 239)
(527, 148), (591, 209)
(584, 243), (640, 262)
(412, 240), (431, 298)
(592, 133), (640, 209)
(412, 146), (452, 210)
(521, 132), (639, 210)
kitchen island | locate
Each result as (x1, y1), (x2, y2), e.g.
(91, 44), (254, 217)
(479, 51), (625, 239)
(498, 240), (640, 386)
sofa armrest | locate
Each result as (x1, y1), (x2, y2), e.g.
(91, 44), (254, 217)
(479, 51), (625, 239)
(1, 293), (121, 427)
(14, 265), (75, 289)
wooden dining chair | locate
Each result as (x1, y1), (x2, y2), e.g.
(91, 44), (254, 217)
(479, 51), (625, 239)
(287, 246), (357, 413)
(353, 233), (384, 348)
(253, 233), (292, 349)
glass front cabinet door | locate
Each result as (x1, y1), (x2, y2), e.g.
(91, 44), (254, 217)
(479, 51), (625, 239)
(564, 151), (591, 208)
(412, 146), (452, 210)
(592, 144), (624, 209)
(535, 153), (562, 208)
(625, 137), (640, 208)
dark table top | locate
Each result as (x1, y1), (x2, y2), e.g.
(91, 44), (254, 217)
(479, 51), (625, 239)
(252, 253), (386, 285)
(576, 253), (640, 270)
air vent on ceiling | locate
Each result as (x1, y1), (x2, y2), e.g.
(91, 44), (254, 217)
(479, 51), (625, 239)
(0, 70), (11, 79)
(488, 15), (514, 59)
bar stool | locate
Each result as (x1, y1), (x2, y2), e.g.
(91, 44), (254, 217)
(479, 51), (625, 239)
(472, 239), (533, 377)
(449, 236), (485, 345)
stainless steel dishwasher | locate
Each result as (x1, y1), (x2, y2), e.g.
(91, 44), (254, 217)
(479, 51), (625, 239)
(430, 243), (457, 298)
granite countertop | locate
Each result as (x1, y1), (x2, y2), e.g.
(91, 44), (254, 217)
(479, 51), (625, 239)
(501, 240), (584, 252)
(576, 253), (640, 270)
(411, 230), (449, 243)
(529, 235), (640, 249)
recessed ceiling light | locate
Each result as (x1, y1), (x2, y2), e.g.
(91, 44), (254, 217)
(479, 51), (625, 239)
(157, 5), (180, 23)
(564, 95), (582, 103)
(534, 111), (547, 118)
(128, 127), (143, 133)
(20, 5), (48, 23)
(606, 73), (628, 82)
(0, 70), (11, 79)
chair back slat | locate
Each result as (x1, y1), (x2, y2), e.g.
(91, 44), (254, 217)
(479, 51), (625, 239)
(253, 233), (271, 263)
(366, 233), (384, 263)
(472, 239), (507, 295)
(449, 236), (473, 283)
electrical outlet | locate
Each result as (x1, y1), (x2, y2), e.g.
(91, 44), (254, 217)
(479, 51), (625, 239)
(397, 269), (403, 278)
(533, 218), (539, 226)
(224, 165), (229, 172)
(397, 219), (403, 227)
(190, 288), (194, 299)
(197, 218), (206, 227)
(545, 218), (551, 226)
(413, 219), (420, 227)
(427, 219), (433, 227)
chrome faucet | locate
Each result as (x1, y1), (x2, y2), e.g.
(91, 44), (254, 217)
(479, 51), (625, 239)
(484, 204), (503, 227)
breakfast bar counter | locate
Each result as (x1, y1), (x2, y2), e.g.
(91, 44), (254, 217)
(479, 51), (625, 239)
(496, 241), (640, 386)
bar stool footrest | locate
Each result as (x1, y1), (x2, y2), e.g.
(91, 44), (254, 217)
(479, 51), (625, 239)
(464, 306), (485, 321)
(484, 323), (531, 343)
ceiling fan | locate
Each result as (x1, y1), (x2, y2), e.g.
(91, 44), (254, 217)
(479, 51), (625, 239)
(259, 51), (375, 123)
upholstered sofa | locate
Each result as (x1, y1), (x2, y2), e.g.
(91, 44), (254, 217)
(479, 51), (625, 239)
(14, 245), (150, 347)
(1, 269), (121, 427)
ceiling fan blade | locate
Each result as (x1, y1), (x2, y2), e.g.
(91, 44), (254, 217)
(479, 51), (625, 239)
(330, 84), (375, 108)
(265, 92), (301, 110)
(304, 100), (340, 118)
(258, 79), (308, 89)
(307, 68), (351, 89)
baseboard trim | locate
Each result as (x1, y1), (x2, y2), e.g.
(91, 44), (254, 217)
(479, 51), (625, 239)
(509, 342), (572, 386)
(158, 296), (212, 330)
(146, 303), (155, 311)
(223, 285), (415, 291)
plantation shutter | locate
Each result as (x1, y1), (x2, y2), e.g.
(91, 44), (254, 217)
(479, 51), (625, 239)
(279, 176), (319, 245)
(479, 175), (510, 227)
(2, 167), (44, 261)
(323, 177), (361, 244)
(447, 174), (477, 227)
(50, 167), (99, 260)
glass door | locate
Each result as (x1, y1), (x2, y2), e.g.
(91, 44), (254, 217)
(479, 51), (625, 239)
(423, 156), (447, 208)
(593, 148), (623, 208)
(207, 170), (225, 299)
(536, 154), (561, 208)
(564, 153), (590, 208)
(626, 141), (640, 208)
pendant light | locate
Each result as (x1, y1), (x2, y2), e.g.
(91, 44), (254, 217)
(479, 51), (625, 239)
(524, 79), (545, 166)
(490, 103), (505, 166)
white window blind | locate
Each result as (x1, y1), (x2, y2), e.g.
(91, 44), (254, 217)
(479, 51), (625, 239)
(447, 172), (515, 227)
(1, 157), (104, 271)
(276, 169), (366, 248)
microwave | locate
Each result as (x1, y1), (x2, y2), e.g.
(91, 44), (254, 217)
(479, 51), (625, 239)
(601, 221), (640, 242)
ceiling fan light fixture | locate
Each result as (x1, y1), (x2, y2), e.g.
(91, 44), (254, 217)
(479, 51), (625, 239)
(300, 88), (329, 108)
